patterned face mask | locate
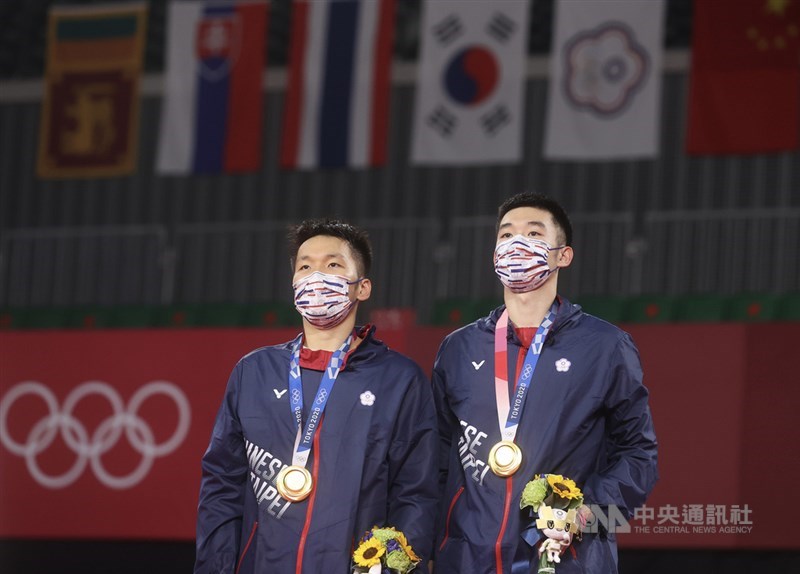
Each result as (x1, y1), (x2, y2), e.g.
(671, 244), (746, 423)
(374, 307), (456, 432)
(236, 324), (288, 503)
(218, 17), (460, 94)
(292, 271), (362, 329)
(494, 235), (564, 293)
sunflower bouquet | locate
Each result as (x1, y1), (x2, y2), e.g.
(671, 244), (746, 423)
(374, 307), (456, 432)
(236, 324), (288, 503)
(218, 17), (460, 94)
(519, 474), (584, 574)
(352, 526), (420, 574)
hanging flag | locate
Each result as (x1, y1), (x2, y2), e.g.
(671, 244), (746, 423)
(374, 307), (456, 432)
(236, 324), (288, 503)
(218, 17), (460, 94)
(280, 0), (396, 169)
(543, 0), (665, 161)
(687, 0), (800, 155)
(156, 0), (268, 174)
(37, 3), (148, 179)
(411, 0), (530, 165)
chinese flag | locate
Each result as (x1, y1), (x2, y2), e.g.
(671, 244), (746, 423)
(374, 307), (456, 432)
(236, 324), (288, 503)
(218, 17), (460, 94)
(686, 0), (800, 154)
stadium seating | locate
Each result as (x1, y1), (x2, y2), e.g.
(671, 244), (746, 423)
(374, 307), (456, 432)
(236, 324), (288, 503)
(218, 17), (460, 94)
(10, 307), (71, 329)
(241, 302), (302, 328)
(2, 294), (800, 331)
(574, 295), (626, 323)
(195, 303), (247, 327)
(724, 293), (780, 322)
(622, 295), (676, 323)
(66, 307), (114, 329)
(674, 295), (727, 322)
(432, 299), (481, 326)
(432, 298), (502, 326)
(0, 309), (17, 329)
(777, 292), (800, 320)
(153, 305), (203, 328)
(107, 305), (158, 328)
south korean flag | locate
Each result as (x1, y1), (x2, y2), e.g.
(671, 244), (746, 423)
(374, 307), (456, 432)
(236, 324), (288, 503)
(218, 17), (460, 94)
(411, 0), (530, 165)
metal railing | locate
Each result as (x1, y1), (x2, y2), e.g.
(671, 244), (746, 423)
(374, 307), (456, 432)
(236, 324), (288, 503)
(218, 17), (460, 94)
(445, 213), (638, 301)
(171, 218), (442, 319)
(1, 211), (798, 317)
(642, 209), (800, 295)
(0, 226), (169, 308)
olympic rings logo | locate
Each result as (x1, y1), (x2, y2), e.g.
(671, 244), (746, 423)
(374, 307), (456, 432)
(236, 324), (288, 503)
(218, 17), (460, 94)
(0, 381), (191, 490)
(522, 364), (534, 380)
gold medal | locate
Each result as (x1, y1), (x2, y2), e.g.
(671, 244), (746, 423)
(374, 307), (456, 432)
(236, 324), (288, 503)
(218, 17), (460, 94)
(276, 465), (314, 502)
(488, 440), (522, 477)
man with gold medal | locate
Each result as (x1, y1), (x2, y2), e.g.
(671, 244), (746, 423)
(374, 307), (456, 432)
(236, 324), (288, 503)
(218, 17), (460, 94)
(432, 194), (658, 573)
(195, 220), (438, 574)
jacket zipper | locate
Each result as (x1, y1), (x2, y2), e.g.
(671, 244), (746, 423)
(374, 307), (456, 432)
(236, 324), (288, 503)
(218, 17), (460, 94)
(438, 486), (465, 551)
(295, 417), (324, 574)
(235, 521), (258, 574)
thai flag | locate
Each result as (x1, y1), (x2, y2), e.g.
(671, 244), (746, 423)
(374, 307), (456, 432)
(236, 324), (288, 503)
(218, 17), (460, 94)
(281, 0), (396, 169)
(156, 1), (268, 174)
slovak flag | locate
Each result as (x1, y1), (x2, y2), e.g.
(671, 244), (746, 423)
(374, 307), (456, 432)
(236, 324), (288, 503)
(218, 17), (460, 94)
(156, 1), (268, 174)
(280, 0), (396, 169)
(411, 0), (530, 165)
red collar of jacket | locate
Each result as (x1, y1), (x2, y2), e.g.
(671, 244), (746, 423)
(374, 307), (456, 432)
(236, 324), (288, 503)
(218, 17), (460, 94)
(299, 324), (372, 371)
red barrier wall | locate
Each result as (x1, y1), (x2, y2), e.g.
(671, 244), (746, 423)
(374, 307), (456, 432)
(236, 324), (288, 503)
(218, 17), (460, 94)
(1, 323), (798, 548)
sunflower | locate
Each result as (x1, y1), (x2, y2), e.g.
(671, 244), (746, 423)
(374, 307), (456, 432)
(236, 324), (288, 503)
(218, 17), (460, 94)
(353, 538), (385, 567)
(402, 541), (420, 563)
(547, 474), (583, 501)
(388, 531), (416, 561)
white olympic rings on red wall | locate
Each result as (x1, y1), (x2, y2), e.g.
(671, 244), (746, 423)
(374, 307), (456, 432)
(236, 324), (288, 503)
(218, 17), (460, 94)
(0, 381), (191, 490)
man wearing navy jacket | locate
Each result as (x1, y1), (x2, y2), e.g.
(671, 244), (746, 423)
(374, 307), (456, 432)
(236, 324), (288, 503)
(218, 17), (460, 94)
(195, 219), (438, 574)
(432, 193), (658, 574)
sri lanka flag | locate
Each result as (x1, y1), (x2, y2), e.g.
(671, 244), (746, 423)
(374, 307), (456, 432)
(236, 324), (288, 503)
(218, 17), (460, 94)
(281, 0), (396, 169)
(156, 1), (268, 174)
(38, 2), (148, 179)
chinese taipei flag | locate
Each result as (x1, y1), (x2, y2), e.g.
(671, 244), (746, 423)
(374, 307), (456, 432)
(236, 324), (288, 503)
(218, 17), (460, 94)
(281, 0), (396, 169)
(544, 0), (665, 160)
(156, 1), (268, 174)
(411, 0), (530, 165)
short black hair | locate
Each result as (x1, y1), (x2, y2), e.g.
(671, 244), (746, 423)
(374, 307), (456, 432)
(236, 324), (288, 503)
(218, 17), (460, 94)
(496, 192), (573, 246)
(288, 218), (372, 276)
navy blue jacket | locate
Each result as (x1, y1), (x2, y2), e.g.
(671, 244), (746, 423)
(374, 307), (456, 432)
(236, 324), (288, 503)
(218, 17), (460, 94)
(432, 301), (658, 574)
(195, 327), (438, 574)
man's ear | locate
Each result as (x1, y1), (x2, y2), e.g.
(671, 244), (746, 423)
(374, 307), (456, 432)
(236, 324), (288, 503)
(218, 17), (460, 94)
(355, 278), (372, 302)
(557, 246), (574, 269)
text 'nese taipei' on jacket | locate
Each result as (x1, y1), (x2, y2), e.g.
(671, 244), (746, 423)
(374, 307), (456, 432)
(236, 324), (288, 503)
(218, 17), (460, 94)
(195, 326), (439, 574)
(433, 300), (658, 574)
